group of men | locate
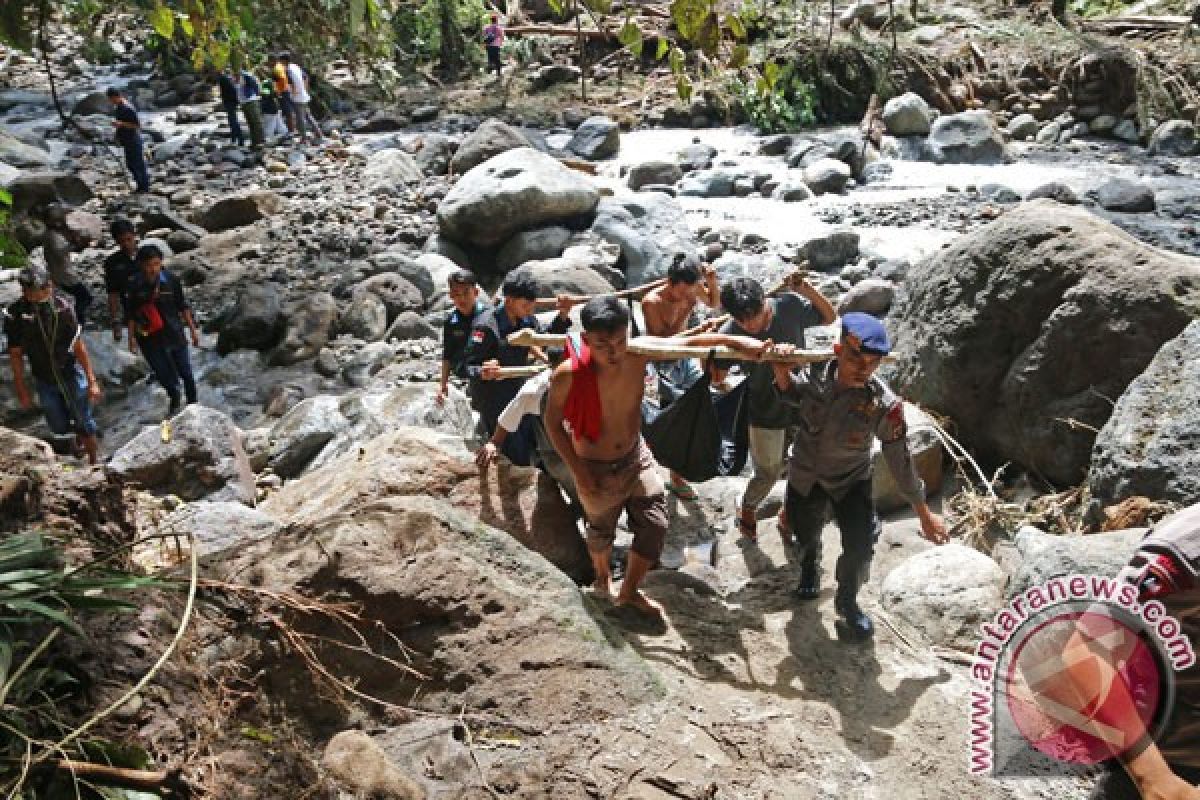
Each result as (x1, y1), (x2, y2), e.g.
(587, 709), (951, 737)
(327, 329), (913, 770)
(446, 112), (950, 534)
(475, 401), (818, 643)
(3, 215), (203, 464)
(437, 261), (948, 633)
(215, 52), (324, 149)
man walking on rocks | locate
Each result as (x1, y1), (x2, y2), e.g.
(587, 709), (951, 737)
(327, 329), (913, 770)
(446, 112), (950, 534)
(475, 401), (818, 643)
(282, 53), (322, 145)
(216, 67), (245, 146)
(4, 266), (103, 464)
(770, 312), (946, 639)
(641, 254), (721, 499)
(126, 244), (200, 417)
(103, 218), (138, 341)
(271, 55), (295, 137)
(106, 87), (150, 193)
(437, 269), (487, 405)
(714, 276), (836, 541)
(544, 296), (771, 619)
(237, 68), (265, 148)
(483, 14), (505, 78)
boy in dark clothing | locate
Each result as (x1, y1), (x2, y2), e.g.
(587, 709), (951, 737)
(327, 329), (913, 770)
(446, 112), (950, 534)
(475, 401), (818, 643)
(463, 272), (573, 466)
(103, 218), (138, 341)
(437, 269), (488, 405)
(126, 245), (200, 416)
(3, 266), (103, 464)
(106, 88), (150, 193)
(217, 69), (245, 146)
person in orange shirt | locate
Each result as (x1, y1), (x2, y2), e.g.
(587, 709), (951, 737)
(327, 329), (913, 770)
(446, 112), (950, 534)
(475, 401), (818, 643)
(271, 54), (295, 135)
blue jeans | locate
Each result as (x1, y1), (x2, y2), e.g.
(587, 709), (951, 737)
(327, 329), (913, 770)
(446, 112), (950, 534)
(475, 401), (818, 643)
(35, 364), (97, 435)
(122, 137), (150, 192)
(223, 101), (244, 145)
(141, 341), (196, 406)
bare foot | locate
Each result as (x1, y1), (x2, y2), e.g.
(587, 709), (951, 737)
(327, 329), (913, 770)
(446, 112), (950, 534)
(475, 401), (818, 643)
(591, 575), (613, 601)
(615, 589), (664, 619)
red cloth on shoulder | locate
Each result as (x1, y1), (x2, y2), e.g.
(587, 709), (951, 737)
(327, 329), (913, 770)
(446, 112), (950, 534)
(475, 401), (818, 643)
(564, 334), (601, 443)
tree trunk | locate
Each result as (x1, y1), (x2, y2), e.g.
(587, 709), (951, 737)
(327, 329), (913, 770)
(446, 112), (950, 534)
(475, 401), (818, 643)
(438, 0), (464, 78)
(1051, 0), (1068, 21)
(575, 0), (587, 101)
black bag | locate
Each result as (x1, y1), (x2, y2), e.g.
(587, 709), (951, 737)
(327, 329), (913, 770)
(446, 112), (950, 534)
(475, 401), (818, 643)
(643, 357), (750, 483)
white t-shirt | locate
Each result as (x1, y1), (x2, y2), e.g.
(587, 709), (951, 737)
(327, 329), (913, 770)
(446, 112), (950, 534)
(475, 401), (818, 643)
(286, 64), (309, 104)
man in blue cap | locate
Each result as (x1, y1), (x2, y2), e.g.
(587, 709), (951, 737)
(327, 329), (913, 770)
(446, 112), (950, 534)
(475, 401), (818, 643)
(770, 312), (948, 638)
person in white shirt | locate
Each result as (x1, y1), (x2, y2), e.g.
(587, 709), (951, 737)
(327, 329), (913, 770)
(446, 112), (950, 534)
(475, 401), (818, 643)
(281, 52), (323, 144)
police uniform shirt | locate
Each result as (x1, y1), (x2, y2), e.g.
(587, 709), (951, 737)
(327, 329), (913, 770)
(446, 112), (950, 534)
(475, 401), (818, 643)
(442, 300), (487, 379)
(777, 359), (924, 505)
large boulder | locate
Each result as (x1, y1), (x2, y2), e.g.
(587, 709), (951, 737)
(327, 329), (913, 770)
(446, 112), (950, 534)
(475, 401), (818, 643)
(881, 543), (1006, 651)
(589, 193), (694, 287)
(495, 226), (572, 273)
(838, 277), (896, 316)
(363, 148), (424, 190)
(1007, 526), (1145, 598)
(369, 248), (437, 301)
(270, 292), (338, 366)
(354, 273), (424, 321)
(157, 501), (282, 558)
(1095, 178), (1156, 213)
(926, 111), (1010, 164)
(0, 128), (52, 168)
(339, 290), (389, 341)
(1148, 120), (1197, 157)
(882, 92), (932, 136)
(448, 118), (530, 174)
(108, 405), (256, 505)
(803, 158), (852, 195)
(413, 132), (457, 176)
(196, 190), (284, 232)
(567, 115), (620, 160)
(216, 283), (286, 355)
(437, 147), (599, 248)
(798, 228), (859, 272)
(886, 201), (1200, 485)
(264, 426), (594, 584)
(5, 171), (93, 212)
(1088, 321), (1200, 510)
(511, 251), (616, 298)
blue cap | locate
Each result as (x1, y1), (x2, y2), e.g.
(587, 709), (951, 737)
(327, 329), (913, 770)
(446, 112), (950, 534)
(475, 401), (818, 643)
(841, 312), (891, 355)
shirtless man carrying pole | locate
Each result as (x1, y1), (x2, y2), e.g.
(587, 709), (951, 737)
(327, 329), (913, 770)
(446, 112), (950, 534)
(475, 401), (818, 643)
(543, 296), (771, 618)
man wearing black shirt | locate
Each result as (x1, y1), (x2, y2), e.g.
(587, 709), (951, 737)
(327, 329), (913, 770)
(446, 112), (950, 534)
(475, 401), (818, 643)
(437, 269), (488, 405)
(216, 68), (245, 146)
(126, 245), (200, 416)
(463, 272), (573, 466)
(106, 87), (150, 193)
(103, 218), (138, 341)
(3, 266), (103, 464)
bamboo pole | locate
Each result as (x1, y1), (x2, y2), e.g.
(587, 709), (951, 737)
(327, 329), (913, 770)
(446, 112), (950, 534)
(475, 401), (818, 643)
(506, 330), (845, 364)
(532, 277), (668, 310)
(491, 365), (549, 379)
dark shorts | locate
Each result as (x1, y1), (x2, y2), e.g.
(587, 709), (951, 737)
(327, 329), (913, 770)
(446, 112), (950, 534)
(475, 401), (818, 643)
(35, 365), (97, 436)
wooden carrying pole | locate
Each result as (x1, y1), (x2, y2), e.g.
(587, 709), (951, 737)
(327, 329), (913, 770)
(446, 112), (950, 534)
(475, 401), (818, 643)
(490, 365), (549, 379)
(532, 278), (667, 310)
(506, 330), (841, 365)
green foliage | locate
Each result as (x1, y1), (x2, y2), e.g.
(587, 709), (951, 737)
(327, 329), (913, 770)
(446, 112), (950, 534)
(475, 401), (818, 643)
(393, 0), (486, 69)
(1070, 0), (1131, 16)
(0, 190), (28, 271)
(732, 62), (816, 133)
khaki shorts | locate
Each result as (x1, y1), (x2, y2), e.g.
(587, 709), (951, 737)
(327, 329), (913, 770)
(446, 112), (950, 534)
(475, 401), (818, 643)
(577, 440), (667, 561)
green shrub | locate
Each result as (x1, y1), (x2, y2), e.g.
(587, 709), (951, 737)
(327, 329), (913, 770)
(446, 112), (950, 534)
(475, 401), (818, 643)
(731, 62), (817, 133)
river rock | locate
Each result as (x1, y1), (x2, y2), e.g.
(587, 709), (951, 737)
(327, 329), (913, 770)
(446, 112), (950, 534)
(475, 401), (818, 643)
(449, 118), (530, 174)
(627, 160), (683, 190)
(1027, 181), (1080, 205)
(568, 115), (620, 160)
(679, 169), (736, 198)
(354, 273), (424, 321)
(772, 179), (812, 202)
(798, 229), (860, 272)
(5, 171), (93, 212)
(0, 128), (52, 168)
(1095, 178), (1156, 213)
(158, 501), (282, 558)
(980, 183), (1021, 203)
(882, 92), (932, 136)
(1007, 114), (1039, 141)
(363, 148), (423, 190)
(1148, 120), (1198, 157)
(677, 141), (717, 172)
(386, 311), (438, 342)
(837, 278), (895, 316)
(323, 731), (426, 800)
(589, 193), (693, 287)
(913, 25), (944, 45)
(1007, 526), (1145, 598)
(413, 132), (456, 176)
(70, 91), (111, 116)
(495, 226), (572, 273)
(196, 190), (284, 232)
(511, 252), (616, 298)
(270, 292), (338, 366)
(437, 147), (599, 248)
(341, 341), (399, 387)
(531, 64), (581, 92)
(109, 405), (255, 505)
(216, 284), (285, 355)
(928, 111), (1009, 164)
(1035, 121), (1064, 145)
(370, 248), (436, 301)
(1088, 321), (1200, 510)
(803, 158), (852, 195)
(881, 543), (1005, 651)
(175, 105), (210, 124)
(339, 290), (389, 341)
(887, 200), (1200, 485)
(1112, 118), (1141, 143)
(81, 331), (147, 388)
(1089, 115), (1118, 135)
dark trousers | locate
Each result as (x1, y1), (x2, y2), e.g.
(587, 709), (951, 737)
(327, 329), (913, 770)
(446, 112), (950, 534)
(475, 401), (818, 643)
(223, 101), (244, 145)
(122, 138), (150, 193)
(486, 45), (502, 76)
(63, 283), (92, 324)
(785, 479), (881, 604)
(141, 341), (196, 406)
